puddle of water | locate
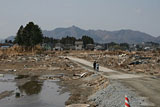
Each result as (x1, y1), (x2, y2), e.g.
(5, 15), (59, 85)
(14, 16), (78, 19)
(0, 74), (16, 81)
(0, 74), (17, 93)
(0, 74), (70, 107)
(0, 82), (17, 93)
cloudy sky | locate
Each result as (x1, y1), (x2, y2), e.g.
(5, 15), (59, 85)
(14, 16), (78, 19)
(0, 0), (160, 39)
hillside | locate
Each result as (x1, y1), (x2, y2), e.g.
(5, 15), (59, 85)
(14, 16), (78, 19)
(0, 36), (15, 43)
(43, 26), (157, 44)
(156, 36), (160, 43)
(3, 26), (159, 44)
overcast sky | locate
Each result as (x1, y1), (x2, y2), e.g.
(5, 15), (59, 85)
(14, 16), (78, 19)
(0, 0), (160, 39)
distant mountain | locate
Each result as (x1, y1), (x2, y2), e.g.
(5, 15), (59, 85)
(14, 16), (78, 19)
(0, 36), (15, 43)
(3, 26), (159, 44)
(5, 36), (15, 41)
(43, 26), (157, 44)
(156, 36), (160, 43)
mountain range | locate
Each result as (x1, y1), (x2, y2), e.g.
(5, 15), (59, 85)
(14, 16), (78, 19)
(43, 25), (160, 44)
(0, 36), (15, 43)
(2, 25), (160, 44)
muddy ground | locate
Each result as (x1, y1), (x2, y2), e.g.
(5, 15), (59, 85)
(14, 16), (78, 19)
(0, 51), (108, 106)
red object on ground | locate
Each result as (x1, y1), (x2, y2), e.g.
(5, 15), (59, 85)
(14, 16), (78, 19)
(125, 95), (130, 107)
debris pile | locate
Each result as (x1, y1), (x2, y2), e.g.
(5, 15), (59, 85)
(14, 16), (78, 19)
(0, 51), (109, 106)
(73, 51), (160, 76)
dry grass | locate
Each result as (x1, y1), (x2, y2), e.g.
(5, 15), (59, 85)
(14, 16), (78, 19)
(0, 45), (43, 56)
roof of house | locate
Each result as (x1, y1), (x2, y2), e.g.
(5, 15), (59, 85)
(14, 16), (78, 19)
(75, 41), (83, 45)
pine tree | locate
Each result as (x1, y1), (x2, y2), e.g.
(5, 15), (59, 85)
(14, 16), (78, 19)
(14, 22), (43, 48)
(14, 25), (24, 45)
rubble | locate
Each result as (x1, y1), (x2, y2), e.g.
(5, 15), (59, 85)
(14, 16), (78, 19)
(0, 91), (13, 100)
(0, 51), (109, 106)
(129, 61), (142, 65)
(73, 72), (87, 78)
(1, 50), (159, 106)
(72, 51), (160, 76)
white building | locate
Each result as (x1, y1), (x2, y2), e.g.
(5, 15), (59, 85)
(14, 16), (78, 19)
(75, 41), (83, 50)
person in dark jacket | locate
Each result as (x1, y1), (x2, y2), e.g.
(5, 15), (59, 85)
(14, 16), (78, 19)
(93, 61), (96, 70)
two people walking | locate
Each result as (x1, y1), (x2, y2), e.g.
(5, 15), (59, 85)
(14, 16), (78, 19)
(93, 61), (99, 72)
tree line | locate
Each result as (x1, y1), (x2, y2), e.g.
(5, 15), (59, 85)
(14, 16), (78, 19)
(14, 22), (94, 49)
(104, 42), (130, 50)
(43, 35), (94, 48)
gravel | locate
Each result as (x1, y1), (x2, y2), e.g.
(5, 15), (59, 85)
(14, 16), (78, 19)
(89, 80), (149, 107)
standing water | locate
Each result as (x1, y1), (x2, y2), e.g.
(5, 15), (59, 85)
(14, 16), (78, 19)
(0, 74), (69, 107)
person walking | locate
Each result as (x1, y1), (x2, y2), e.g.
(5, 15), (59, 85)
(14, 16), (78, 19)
(96, 62), (99, 72)
(93, 61), (96, 70)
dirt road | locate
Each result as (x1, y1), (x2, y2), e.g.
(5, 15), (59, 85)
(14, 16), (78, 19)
(67, 56), (160, 107)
